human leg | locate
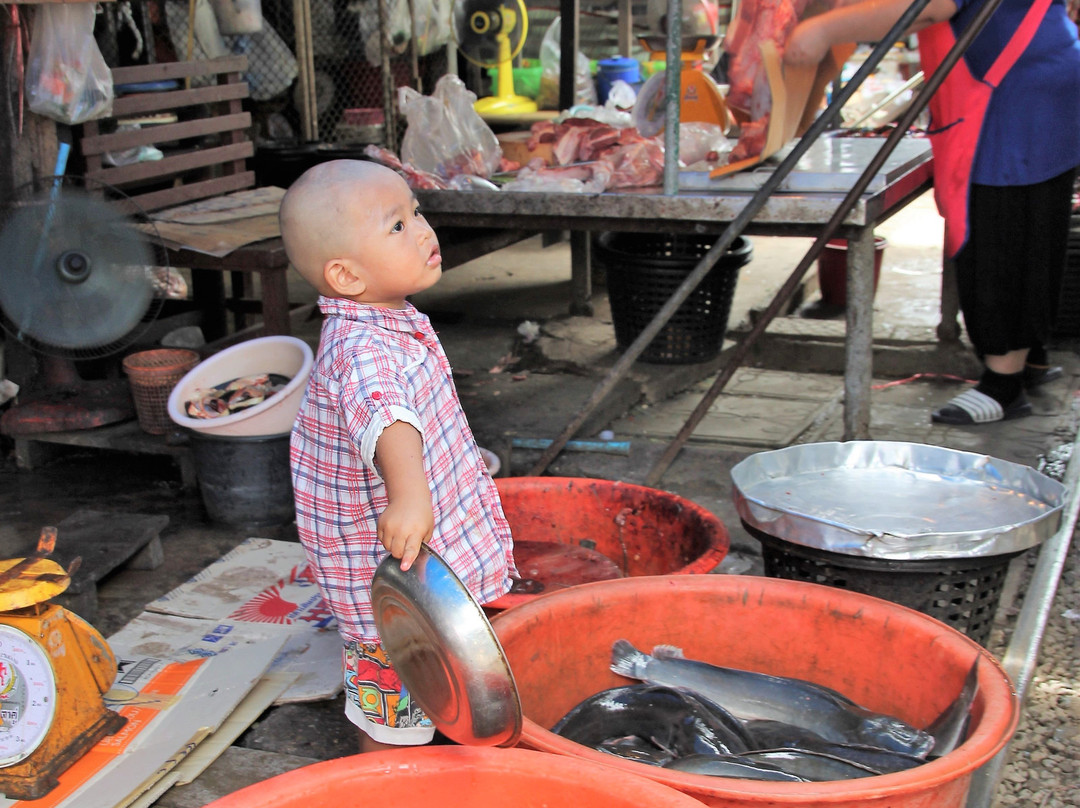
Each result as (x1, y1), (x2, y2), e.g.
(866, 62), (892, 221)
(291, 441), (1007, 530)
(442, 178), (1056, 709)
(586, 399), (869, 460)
(934, 170), (1074, 423)
(342, 641), (435, 753)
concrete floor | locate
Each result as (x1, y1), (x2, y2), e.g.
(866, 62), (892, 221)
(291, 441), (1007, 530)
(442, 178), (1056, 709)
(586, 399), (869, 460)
(0, 188), (1077, 805)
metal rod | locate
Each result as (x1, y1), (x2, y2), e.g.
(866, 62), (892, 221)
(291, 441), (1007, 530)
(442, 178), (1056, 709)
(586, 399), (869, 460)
(511, 437), (631, 454)
(845, 70), (924, 130)
(643, 0), (1005, 486)
(527, 0), (934, 478)
(965, 437), (1080, 807)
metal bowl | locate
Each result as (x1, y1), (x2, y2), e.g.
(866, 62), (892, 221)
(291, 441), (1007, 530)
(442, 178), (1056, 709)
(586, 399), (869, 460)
(731, 440), (1066, 560)
(371, 545), (522, 747)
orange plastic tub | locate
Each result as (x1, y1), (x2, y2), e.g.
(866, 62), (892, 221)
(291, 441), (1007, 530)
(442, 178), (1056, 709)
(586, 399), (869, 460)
(201, 745), (708, 808)
(488, 477), (729, 610)
(491, 575), (1018, 808)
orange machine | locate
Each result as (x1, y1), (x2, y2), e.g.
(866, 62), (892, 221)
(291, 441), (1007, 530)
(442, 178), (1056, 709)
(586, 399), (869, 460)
(0, 529), (125, 800)
(634, 35), (732, 136)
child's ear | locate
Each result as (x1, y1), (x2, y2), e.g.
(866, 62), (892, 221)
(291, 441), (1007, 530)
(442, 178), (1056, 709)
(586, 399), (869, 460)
(323, 258), (366, 297)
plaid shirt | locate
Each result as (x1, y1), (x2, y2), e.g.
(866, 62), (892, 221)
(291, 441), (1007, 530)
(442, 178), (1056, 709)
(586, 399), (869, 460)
(290, 296), (515, 642)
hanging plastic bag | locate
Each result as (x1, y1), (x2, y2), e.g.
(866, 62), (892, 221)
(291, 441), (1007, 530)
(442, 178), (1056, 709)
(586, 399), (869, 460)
(535, 17), (597, 111)
(398, 74), (501, 180)
(25, 4), (113, 125)
(410, 0), (452, 57)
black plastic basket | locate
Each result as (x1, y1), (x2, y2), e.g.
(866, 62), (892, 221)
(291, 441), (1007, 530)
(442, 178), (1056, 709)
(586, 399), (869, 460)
(1053, 217), (1080, 338)
(594, 232), (753, 364)
(745, 523), (1020, 646)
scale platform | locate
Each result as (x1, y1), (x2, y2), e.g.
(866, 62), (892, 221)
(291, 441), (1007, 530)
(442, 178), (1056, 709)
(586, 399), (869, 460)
(680, 135), (932, 195)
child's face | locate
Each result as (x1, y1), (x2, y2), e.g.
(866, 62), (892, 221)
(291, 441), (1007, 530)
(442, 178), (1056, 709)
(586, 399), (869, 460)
(351, 171), (442, 308)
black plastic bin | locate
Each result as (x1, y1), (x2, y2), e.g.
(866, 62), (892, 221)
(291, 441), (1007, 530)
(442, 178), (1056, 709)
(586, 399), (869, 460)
(744, 522), (1018, 646)
(594, 232), (753, 364)
(189, 431), (295, 528)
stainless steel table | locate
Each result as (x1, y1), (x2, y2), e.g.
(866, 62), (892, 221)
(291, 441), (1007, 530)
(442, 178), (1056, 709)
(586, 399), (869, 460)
(416, 138), (934, 441)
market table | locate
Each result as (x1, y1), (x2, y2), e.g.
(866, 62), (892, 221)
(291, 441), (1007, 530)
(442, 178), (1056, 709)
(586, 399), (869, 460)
(416, 136), (934, 441)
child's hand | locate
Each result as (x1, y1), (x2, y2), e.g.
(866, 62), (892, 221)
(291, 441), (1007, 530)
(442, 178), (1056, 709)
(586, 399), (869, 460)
(377, 493), (435, 572)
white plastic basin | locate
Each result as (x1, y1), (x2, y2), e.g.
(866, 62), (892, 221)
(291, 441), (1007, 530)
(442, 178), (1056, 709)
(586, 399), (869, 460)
(168, 336), (314, 437)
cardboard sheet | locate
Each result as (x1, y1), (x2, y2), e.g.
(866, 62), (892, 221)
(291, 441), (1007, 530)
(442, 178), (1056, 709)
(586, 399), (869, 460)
(142, 214), (281, 258)
(146, 538), (342, 703)
(122, 673), (297, 808)
(151, 187), (286, 225)
(711, 41), (856, 179)
(0, 625), (285, 808)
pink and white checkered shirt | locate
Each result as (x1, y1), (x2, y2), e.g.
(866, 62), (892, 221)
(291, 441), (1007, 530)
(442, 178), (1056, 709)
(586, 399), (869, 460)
(290, 296), (515, 643)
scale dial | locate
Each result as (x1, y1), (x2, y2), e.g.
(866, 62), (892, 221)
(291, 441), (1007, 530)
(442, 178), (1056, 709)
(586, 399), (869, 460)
(0, 624), (58, 767)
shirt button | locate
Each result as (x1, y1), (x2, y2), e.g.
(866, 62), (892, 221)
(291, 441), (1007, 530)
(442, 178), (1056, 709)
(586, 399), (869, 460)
(371, 391), (382, 400)
(414, 331), (425, 340)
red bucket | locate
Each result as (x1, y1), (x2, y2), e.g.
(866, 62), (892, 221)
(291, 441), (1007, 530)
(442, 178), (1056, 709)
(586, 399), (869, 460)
(817, 236), (887, 308)
(491, 575), (1019, 808)
(202, 746), (707, 808)
(487, 477), (729, 610)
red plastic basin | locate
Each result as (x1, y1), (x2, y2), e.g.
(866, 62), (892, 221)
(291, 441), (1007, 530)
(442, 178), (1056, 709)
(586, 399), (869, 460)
(488, 476), (729, 610)
(202, 745), (708, 808)
(491, 575), (1019, 808)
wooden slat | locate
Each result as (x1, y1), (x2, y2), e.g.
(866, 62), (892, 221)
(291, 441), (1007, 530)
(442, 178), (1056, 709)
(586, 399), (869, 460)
(80, 113), (252, 156)
(111, 57), (248, 85)
(111, 83), (249, 117)
(121, 172), (257, 214)
(87, 142), (253, 187)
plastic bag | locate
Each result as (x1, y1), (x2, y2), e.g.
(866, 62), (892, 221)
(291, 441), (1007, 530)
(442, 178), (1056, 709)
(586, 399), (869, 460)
(353, 0), (449, 67)
(25, 4), (113, 124)
(398, 74), (501, 179)
(535, 17), (597, 111)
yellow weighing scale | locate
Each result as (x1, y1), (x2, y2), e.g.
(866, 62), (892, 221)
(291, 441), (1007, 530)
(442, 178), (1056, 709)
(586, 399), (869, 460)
(633, 35), (732, 137)
(0, 528), (125, 801)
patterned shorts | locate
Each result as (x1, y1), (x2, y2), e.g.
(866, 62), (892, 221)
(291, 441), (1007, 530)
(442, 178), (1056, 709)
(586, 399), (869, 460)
(342, 641), (435, 745)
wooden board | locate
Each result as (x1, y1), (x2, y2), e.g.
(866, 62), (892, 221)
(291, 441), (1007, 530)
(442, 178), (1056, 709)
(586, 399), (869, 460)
(710, 40), (856, 179)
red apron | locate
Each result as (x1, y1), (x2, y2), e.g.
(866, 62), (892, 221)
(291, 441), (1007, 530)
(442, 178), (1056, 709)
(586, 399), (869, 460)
(918, 0), (1053, 257)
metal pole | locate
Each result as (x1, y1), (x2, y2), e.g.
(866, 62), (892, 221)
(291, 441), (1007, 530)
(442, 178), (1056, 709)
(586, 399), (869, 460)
(965, 436), (1080, 807)
(642, 0), (1005, 486)
(663, 0), (682, 194)
(843, 228), (876, 439)
(527, 0), (935, 478)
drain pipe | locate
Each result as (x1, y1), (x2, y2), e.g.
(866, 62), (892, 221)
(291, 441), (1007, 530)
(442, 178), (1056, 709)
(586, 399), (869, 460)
(643, 0), (1005, 486)
(965, 426), (1080, 808)
(526, 0), (934, 478)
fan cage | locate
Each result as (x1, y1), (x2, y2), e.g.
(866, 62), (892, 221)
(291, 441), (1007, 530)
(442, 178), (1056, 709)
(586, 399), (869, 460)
(0, 176), (175, 361)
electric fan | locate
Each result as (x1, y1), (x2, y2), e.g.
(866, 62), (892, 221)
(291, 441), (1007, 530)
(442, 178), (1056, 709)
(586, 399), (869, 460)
(0, 175), (173, 436)
(452, 0), (538, 116)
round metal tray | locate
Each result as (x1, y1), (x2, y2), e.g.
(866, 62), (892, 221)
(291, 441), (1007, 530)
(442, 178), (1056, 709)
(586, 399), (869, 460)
(731, 441), (1066, 560)
(371, 546), (522, 747)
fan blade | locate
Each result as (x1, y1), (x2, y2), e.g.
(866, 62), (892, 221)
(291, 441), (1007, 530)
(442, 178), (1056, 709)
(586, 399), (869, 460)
(0, 189), (155, 351)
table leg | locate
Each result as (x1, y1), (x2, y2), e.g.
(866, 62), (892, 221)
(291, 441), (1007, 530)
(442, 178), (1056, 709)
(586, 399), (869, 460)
(259, 269), (291, 336)
(938, 252), (963, 342)
(843, 229), (875, 440)
(191, 269), (227, 343)
(570, 231), (594, 316)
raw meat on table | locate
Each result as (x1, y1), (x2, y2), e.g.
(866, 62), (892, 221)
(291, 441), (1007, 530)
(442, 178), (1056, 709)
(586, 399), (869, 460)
(723, 0), (834, 163)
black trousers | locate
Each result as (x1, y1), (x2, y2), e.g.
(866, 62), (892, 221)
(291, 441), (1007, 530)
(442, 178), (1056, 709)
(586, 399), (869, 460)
(955, 165), (1077, 358)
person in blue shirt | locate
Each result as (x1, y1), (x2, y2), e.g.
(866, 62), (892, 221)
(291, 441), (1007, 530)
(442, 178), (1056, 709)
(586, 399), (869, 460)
(786, 0), (1080, 424)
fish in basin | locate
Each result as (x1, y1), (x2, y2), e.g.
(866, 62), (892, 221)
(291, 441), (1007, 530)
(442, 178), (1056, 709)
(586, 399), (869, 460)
(610, 639), (934, 758)
(552, 683), (754, 759)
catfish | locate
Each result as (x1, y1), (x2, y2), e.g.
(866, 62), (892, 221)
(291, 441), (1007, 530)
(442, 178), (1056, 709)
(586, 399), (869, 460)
(610, 640), (934, 757)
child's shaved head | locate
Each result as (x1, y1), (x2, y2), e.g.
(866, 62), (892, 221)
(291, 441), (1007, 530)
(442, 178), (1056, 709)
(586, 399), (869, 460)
(279, 160), (402, 294)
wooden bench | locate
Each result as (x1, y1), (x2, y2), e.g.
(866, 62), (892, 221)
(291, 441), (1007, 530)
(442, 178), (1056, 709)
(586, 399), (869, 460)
(78, 56), (303, 345)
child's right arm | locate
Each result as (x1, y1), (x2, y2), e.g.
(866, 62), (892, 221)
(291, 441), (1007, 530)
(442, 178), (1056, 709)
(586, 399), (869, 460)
(374, 421), (434, 571)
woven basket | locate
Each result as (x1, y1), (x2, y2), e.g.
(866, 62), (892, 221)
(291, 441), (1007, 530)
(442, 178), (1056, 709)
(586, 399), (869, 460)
(123, 349), (201, 435)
